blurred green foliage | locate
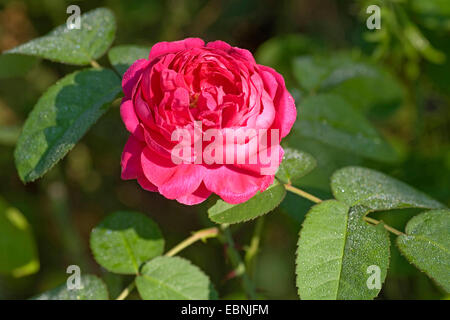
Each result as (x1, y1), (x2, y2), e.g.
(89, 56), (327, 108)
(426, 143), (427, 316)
(0, 0), (448, 299)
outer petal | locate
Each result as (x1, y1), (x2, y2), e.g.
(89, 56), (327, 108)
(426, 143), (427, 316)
(120, 99), (144, 140)
(122, 59), (149, 99)
(203, 165), (273, 204)
(141, 146), (178, 187)
(121, 135), (145, 180)
(158, 164), (205, 199)
(206, 40), (232, 51)
(137, 173), (158, 192)
(234, 145), (284, 177)
(149, 38), (205, 61)
(141, 147), (205, 199)
(258, 65), (297, 138)
(231, 47), (256, 64)
(176, 183), (212, 205)
(259, 68), (278, 100)
(207, 40), (256, 64)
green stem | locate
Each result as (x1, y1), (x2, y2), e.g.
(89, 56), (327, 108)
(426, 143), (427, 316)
(90, 60), (101, 68)
(284, 184), (322, 203)
(165, 227), (219, 257)
(285, 184), (405, 236)
(116, 227), (219, 300)
(116, 280), (135, 300)
(364, 216), (405, 236)
(220, 224), (258, 300)
(245, 217), (264, 275)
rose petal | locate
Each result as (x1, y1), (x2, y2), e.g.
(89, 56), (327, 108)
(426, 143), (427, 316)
(259, 69), (278, 100)
(122, 59), (149, 99)
(121, 135), (145, 180)
(259, 65), (297, 138)
(137, 173), (158, 192)
(149, 38), (205, 61)
(141, 146), (178, 187)
(234, 144), (284, 177)
(176, 183), (212, 205)
(120, 99), (144, 140)
(159, 164), (205, 199)
(203, 165), (273, 204)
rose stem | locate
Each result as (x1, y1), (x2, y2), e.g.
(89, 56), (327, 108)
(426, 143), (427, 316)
(244, 216), (265, 276)
(115, 227), (219, 300)
(220, 224), (258, 300)
(165, 227), (219, 257)
(284, 184), (322, 203)
(284, 184), (404, 235)
(364, 216), (405, 236)
(90, 60), (101, 68)
(116, 281), (136, 300)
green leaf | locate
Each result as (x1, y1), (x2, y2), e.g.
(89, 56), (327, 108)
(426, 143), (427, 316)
(255, 34), (323, 84)
(0, 54), (37, 78)
(136, 256), (214, 300)
(14, 68), (121, 183)
(397, 209), (450, 292)
(32, 275), (109, 300)
(293, 54), (404, 114)
(284, 137), (363, 191)
(90, 211), (164, 275)
(331, 166), (445, 211)
(327, 71), (403, 116)
(293, 54), (378, 91)
(208, 180), (286, 224)
(291, 93), (398, 162)
(0, 198), (39, 277)
(108, 45), (150, 76)
(6, 8), (116, 65)
(276, 147), (316, 184)
(293, 56), (334, 92)
(296, 200), (390, 299)
(280, 188), (331, 224)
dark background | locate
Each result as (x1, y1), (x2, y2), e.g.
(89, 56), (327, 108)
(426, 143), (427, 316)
(0, 0), (449, 299)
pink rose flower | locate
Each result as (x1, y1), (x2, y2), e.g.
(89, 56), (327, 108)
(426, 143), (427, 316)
(120, 38), (296, 205)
